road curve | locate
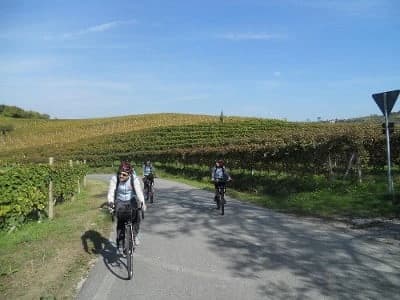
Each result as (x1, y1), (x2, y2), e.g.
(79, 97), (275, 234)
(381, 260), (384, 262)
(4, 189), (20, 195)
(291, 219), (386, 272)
(77, 175), (400, 300)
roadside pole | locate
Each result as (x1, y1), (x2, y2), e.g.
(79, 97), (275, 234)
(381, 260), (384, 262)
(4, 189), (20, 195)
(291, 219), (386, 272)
(372, 90), (400, 194)
(383, 93), (394, 193)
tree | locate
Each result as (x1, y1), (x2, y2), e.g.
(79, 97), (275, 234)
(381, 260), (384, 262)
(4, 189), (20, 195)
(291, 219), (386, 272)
(0, 104), (50, 119)
(220, 110), (224, 123)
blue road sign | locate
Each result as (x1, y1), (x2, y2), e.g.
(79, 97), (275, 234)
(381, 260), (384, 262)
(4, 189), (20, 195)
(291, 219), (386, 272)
(372, 90), (400, 115)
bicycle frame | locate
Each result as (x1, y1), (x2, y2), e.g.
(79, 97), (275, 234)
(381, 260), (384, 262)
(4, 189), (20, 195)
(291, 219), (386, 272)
(216, 182), (226, 196)
(215, 180), (226, 215)
(144, 177), (154, 203)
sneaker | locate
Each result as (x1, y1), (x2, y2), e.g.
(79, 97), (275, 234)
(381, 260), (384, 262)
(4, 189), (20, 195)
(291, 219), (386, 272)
(134, 236), (140, 246)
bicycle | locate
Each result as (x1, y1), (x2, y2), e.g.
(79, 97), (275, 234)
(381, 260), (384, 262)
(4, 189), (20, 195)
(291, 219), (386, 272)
(109, 203), (143, 280)
(143, 174), (155, 203)
(213, 179), (228, 215)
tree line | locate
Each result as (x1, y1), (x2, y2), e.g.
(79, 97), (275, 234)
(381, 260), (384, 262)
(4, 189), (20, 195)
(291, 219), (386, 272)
(0, 105), (50, 119)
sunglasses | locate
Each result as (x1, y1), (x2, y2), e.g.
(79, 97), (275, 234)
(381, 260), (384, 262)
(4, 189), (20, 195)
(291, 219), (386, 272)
(119, 172), (129, 177)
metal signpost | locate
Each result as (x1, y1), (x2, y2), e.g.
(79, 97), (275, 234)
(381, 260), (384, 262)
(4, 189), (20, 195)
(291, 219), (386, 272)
(372, 89), (400, 194)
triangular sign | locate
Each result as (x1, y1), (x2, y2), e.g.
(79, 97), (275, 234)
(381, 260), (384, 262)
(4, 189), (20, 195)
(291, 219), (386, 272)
(372, 90), (400, 115)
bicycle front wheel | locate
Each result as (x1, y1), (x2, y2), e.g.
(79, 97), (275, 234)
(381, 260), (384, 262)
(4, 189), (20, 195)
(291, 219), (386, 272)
(221, 195), (225, 215)
(125, 224), (134, 279)
(127, 250), (133, 279)
(144, 185), (148, 201)
(150, 185), (154, 203)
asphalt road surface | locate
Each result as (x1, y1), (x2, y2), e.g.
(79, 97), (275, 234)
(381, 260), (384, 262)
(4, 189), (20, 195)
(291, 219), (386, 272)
(77, 175), (400, 300)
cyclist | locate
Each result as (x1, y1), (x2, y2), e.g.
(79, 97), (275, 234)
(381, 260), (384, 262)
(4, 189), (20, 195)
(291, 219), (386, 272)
(107, 161), (146, 248)
(142, 160), (155, 199)
(211, 159), (231, 202)
(143, 160), (155, 180)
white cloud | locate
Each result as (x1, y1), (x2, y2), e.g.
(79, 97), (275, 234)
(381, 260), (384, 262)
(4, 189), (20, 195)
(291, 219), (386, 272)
(218, 32), (286, 41)
(44, 19), (137, 40)
(85, 22), (123, 33)
(273, 71), (281, 77)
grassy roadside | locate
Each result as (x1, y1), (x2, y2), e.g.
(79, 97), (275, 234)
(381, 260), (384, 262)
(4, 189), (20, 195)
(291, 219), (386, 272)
(0, 179), (111, 300)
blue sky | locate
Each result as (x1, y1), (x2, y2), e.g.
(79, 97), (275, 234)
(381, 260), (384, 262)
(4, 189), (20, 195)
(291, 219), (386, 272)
(1, 0), (399, 121)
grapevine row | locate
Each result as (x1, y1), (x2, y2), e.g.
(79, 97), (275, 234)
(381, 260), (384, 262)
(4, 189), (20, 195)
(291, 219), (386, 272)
(0, 118), (397, 177)
(0, 163), (88, 229)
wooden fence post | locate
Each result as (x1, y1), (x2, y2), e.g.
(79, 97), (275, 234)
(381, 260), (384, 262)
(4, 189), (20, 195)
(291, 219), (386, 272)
(77, 177), (81, 194)
(48, 157), (54, 220)
(344, 152), (356, 179)
(76, 160), (81, 194)
(69, 160), (76, 201)
(83, 160), (87, 187)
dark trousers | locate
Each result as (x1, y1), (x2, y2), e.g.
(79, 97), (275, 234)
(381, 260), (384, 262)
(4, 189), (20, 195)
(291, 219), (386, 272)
(115, 199), (140, 243)
(143, 176), (154, 187)
(116, 210), (140, 241)
(214, 181), (226, 197)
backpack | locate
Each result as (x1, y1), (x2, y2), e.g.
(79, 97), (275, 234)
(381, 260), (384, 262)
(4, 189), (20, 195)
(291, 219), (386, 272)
(143, 165), (154, 176)
(213, 166), (228, 180)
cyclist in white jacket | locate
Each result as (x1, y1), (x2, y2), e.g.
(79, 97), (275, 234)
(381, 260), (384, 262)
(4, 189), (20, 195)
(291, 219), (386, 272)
(107, 161), (146, 248)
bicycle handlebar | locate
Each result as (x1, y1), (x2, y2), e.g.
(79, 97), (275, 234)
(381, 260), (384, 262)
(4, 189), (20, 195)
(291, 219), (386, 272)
(212, 178), (232, 183)
(107, 202), (144, 220)
(106, 203), (115, 222)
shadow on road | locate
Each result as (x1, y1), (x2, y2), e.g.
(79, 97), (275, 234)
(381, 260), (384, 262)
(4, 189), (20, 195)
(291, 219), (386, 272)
(81, 230), (132, 280)
(145, 180), (400, 300)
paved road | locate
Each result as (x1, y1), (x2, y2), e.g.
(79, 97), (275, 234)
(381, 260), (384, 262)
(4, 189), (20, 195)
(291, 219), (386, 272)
(77, 175), (400, 300)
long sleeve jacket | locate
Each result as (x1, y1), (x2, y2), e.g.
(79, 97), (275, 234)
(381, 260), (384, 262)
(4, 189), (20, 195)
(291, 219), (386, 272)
(107, 174), (146, 210)
(211, 166), (231, 181)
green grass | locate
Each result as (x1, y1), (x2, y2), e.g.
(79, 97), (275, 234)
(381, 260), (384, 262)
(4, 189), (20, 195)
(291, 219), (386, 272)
(0, 179), (112, 299)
